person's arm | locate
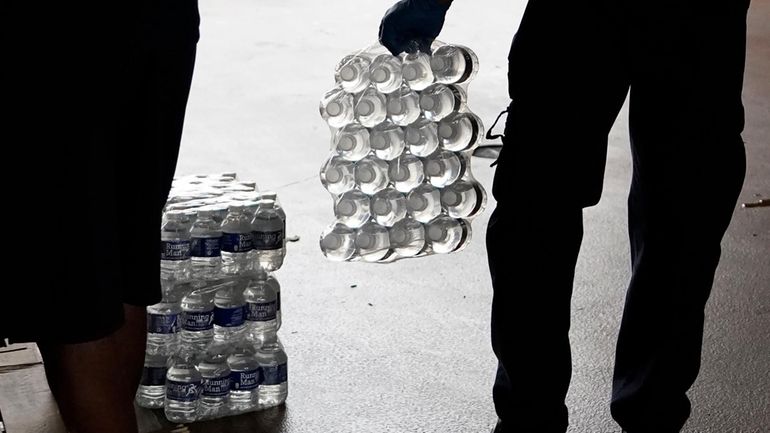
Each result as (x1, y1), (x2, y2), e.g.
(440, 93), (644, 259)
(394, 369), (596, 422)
(379, 0), (453, 56)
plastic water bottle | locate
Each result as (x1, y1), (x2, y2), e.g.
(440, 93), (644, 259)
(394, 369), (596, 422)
(197, 341), (231, 419)
(369, 54), (403, 94)
(355, 156), (390, 195)
(165, 351), (202, 423)
(256, 338), (288, 408)
(258, 192), (286, 241)
(190, 209), (222, 279)
(146, 301), (181, 354)
(404, 117), (439, 157)
(136, 346), (170, 409)
(371, 188), (407, 227)
(320, 223), (357, 261)
(388, 154), (425, 193)
(354, 87), (387, 127)
(220, 205), (253, 275)
(334, 190), (371, 228)
(419, 84), (466, 121)
(423, 150), (465, 187)
(180, 288), (215, 353)
(389, 218), (426, 258)
(426, 216), (472, 254)
(386, 85), (420, 126)
(369, 122), (405, 161)
(430, 44), (479, 84)
(335, 54), (371, 93)
(355, 222), (391, 262)
(243, 274), (278, 341)
(213, 282), (247, 341)
(320, 87), (355, 128)
(406, 183), (442, 223)
(402, 52), (434, 91)
(440, 179), (487, 219)
(227, 341), (261, 413)
(333, 123), (370, 161)
(161, 211), (192, 280)
(266, 273), (282, 330)
(251, 200), (285, 272)
(437, 112), (484, 152)
(320, 155), (356, 195)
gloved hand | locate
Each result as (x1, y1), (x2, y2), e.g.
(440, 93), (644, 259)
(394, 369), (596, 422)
(379, 0), (452, 56)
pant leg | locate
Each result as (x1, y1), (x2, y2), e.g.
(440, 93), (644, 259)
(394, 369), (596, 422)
(489, 1), (630, 431)
(611, 2), (750, 431)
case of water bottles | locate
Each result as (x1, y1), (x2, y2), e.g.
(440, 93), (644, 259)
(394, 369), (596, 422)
(318, 41), (487, 263)
(136, 172), (289, 423)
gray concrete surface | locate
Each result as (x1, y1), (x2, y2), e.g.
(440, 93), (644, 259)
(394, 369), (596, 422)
(1, 0), (767, 432)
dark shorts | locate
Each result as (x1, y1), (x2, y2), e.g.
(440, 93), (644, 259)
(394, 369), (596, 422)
(2, 0), (200, 344)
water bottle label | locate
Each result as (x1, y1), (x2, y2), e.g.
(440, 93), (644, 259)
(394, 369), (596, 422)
(222, 233), (253, 253)
(191, 237), (222, 258)
(202, 375), (231, 397)
(246, 301), (276, 322)
(166, 379), (201, 402)
(230, 369), (262, 391)
(147, 313), (178, 334)
(140, 366), (167, 386)
(181, 310), (214, 331)
(252, 230), (284, 250)
(262, 363), (288, 386)
(160, 240), (191, 261)
(214, 306), (245, 327)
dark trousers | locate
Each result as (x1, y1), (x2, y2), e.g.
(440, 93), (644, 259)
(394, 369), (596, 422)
(487, 1), (749, 432)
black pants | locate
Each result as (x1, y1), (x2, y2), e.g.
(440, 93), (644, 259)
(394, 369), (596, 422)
(487, 1), (749, 432)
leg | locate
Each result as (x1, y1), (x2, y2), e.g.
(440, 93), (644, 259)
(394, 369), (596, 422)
(611, 2), (750, 431)
(489, 1), (630, 431)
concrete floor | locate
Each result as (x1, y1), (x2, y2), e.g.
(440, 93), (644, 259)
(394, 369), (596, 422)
(1, 0), (768, 432)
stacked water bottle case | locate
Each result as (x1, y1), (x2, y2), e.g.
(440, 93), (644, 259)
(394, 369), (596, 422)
(319, 41), (487, 263)
(137, 173), (289, 423)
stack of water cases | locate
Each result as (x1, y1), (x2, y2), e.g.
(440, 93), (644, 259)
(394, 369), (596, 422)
(319, 42), (487, 263)
(136, 172), (289, 423)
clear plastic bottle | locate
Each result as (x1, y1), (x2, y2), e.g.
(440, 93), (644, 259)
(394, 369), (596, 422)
(354, 87), (387, 127)
(388, 154), (425, 193)
(419, 84), (466, 121)
(320, 223), (357, 261)
(402, 52), (435, 90)
(197, 341), (231, 419)
(386, 85), (420, 126)
(369, 122), (405, 161)
(406, 183), (442, 223)
(164, 351), (202, 423)
(160, 211), (192, 280)
(136, 345), (171, 409)
(320, 87), (355, 128)
(256, 337), (288, 408)
(220, 205), (253, 275)
(389, 218), (426, 258)
(333, 123), (371, 162)
(334, 190), (371, 228)
(430, 44), (479, 84)
(179, 288), (215, 353)
(320, 155), (356, 195)
(440, 179), (487, 219)
(369, 54), (403, 94)
(355, 222), (391, 262)
(355, 156), (390, 195)
(190, 209), (222, 279)
(266, 273), (282, 330)
(423, 150), (465, 187)
(213, 282), (247, 342)
(425, 216), (472, 254)
(335, 54), (371, 93)
(227, 340), (261, 413)
(370, 188), (407, 227)
(437, 112), (484, 152)
(404, 117), (439, 157)
(243, 274), (278, 341)
(251, 200), (285, 272)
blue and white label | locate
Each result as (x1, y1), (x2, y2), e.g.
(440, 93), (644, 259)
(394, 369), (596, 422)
(246, 301), (276, 322)
(166, 380), (201, 402)
(191, 237), (222, 258)
(147, 313), (178, 334)
(262, 363), (287, 386)
(202, 375), (231, 397)
(161, 240), (191, 261)
(140, 366), (167, 387)
(222, 233), (253, 253)
(230, 369), (261, 391)
(181, 310), (214, 332)
(214, 306), (245, 328)
(252, 230), (284, 250)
